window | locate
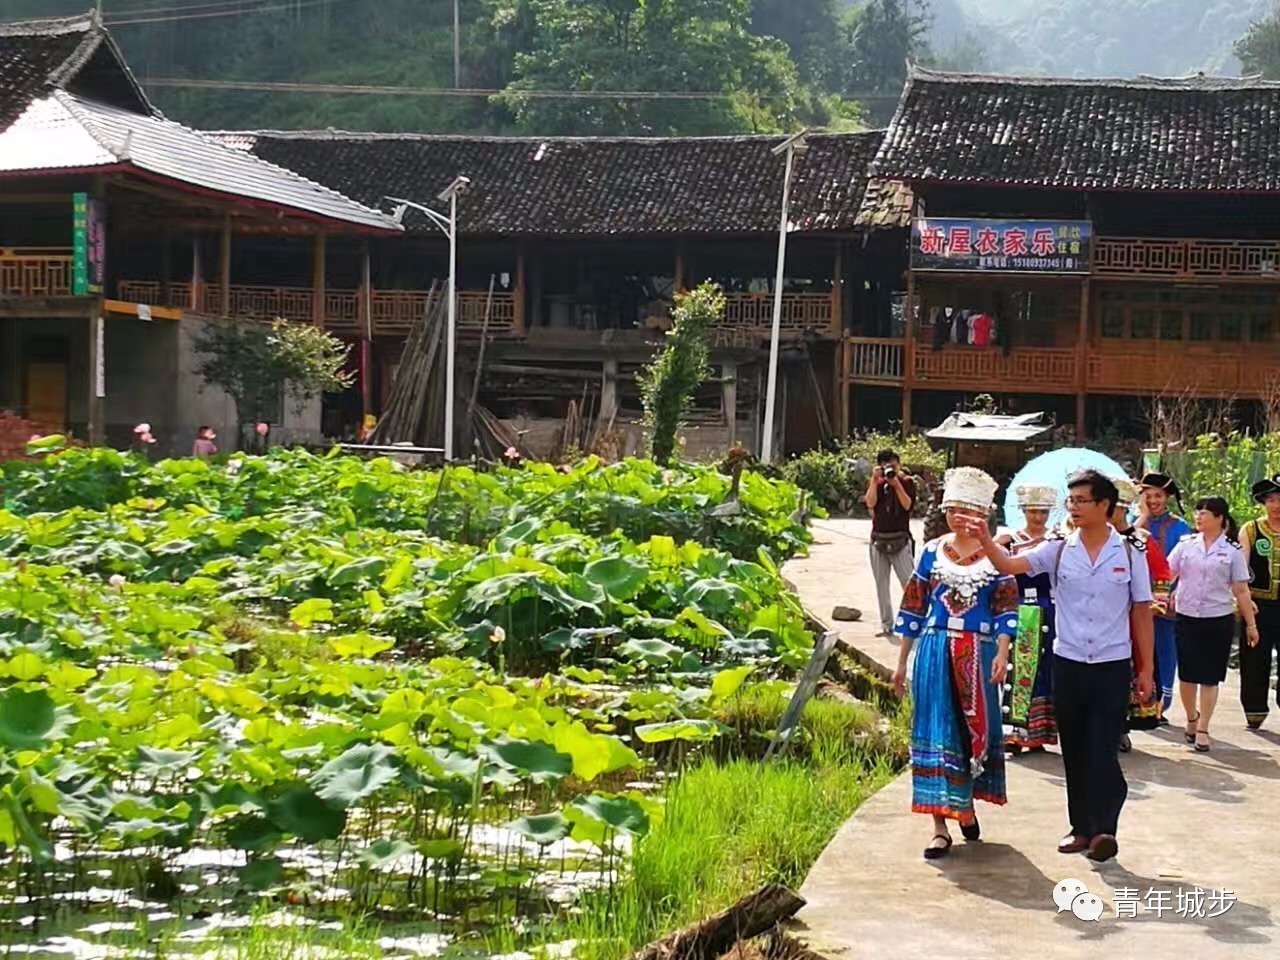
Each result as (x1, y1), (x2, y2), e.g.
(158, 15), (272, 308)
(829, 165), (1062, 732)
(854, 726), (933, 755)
(1097, 286), (1280, 343)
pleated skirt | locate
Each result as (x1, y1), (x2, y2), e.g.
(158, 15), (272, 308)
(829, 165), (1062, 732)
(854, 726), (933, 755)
(910, 626), (1007, 822)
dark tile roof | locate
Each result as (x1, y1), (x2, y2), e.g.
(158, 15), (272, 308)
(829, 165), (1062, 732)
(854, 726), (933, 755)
(227, 130), (885, 237)
(874, 67), (1280, 193)
(0, 14), (152, 133)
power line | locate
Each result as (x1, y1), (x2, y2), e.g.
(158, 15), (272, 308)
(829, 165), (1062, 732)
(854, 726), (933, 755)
(106, 0), (346, 27)
(142, 76), (905, 103)
(102, 0), (275, 17)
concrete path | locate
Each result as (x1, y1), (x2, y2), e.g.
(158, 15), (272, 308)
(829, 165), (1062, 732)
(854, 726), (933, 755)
(783, 518), (1280, 959)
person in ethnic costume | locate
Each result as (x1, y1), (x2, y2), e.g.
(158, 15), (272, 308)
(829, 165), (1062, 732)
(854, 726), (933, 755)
(1111, 477), (1171, 750)
(998, 484), (1059, 755)
(891, 467), (1017, 861)
(1239, 476), (1280, 729)
(1135, 473), (1191, 718)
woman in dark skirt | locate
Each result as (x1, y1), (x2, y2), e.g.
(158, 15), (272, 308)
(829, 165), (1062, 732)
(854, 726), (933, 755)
(1166, 497), (1258, 752)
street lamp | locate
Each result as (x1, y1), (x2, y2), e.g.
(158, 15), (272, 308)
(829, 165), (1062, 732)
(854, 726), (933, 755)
(386, 174), (470, 460)
(760, 130), (809, 464)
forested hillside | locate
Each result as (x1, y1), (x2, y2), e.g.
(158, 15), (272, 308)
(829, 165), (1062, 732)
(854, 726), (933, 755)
(6, 0), (941, 134)
(6, 1), (1276, 136)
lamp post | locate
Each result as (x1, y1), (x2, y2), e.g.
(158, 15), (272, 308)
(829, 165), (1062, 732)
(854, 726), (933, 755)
(386, 174), (470, 460)
(761, 131), (809, 464)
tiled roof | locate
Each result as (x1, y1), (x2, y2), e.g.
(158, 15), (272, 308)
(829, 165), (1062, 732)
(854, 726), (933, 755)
(0, 14), (151, 133)
(0, 91), (401, 233)
(226, 130), (885, 237)
(874, 66), (1280, 193)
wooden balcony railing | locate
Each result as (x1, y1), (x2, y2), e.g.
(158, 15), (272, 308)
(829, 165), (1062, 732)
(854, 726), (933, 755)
(1094, 237), (1280, 281)
(914, 346), (1079, 393)
(116, 280), (521, 338)
(846, 337), (904, 381)
(721, 292), (837, 336)
(0, 248), (73, 297)
(1085, 342), (1280, 398)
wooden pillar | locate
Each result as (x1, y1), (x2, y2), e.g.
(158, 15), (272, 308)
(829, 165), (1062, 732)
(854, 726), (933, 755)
(514, 252), (527, 335)
(723, 361), (738, 447)
(160, 230), (173, 307)
(360, 243), (373, 417)
(674, 246), (686, 294)
(1075, 277), (1090, 441)
(529, 253), (544, 329)
(601, 358), (619, 422)
(87, 305), (104, 445)
(311, 233), (327, 329)
(830, 245), (843, 336)
(218, 215), (231, 318)
(901, 269), (917, 434)
(190, 236), (201, 311)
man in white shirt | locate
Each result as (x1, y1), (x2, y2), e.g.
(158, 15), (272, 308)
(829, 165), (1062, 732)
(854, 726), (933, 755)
(963, 469), (1154, 863)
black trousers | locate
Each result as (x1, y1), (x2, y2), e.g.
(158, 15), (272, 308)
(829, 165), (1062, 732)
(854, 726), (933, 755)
(1053, 656), (1131, 838)
(1241, 602), (1280, 725)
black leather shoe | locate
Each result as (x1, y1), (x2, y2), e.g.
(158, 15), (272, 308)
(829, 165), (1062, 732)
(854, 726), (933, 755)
(1086, 834), (1118, 862)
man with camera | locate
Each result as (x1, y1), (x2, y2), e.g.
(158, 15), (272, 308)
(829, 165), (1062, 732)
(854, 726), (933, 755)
(865, 449), (918, 638)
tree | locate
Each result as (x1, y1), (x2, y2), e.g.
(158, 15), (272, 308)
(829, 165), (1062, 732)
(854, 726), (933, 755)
(193, 319), (353, 443)
(494, 0), (807, 135)
(639, 283), (720, 464)
(842, 0), (932, 124)
(1237, 5), (1280, 78)
(749, 0), (845, 91)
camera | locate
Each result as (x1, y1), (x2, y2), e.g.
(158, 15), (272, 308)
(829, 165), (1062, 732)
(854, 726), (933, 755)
(882, 466), (897, 481)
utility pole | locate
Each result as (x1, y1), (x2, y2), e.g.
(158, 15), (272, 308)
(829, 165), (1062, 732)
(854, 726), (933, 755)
(453, 0), (461, 89)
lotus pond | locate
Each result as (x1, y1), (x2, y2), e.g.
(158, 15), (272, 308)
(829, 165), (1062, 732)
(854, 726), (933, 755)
(0, 448), (899, 958)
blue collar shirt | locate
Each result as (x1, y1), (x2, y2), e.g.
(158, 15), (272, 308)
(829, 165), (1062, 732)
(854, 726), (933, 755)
(1021, 527), (1154, 664)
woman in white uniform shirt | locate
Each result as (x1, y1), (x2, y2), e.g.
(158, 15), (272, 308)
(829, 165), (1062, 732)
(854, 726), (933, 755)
(1166, 497), (1259, 752)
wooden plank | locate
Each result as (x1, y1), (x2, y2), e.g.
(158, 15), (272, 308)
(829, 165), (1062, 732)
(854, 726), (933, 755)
(104, 299), (182, 321)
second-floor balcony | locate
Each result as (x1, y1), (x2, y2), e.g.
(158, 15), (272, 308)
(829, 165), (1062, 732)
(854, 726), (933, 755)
(112, 280), (840, 341)
(844, 337), (1280, 400)
(1, 248), (73, 297)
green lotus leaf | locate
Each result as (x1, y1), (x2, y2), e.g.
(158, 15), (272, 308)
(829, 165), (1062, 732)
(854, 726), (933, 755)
(569, 793), (650, 838)
(308, 743), (400, 808)
(134, 746), (201, 778)
(711, 665), (755, 702)
(508, 812), (570, 846)
(419, 838), (464, 861)
(288, 598), (334, 628)
(0, 688), (58, 749)
(329, 557), (388, 586)
(634, 719), (719, 743)
(239, 857), (284, 889)
(356, 838), (416, 869)
(225, 816), (282, 851)
(477, 736), (573, 785)
(617, 638), (684, 667)
(582, 556), (649, 601)
(267, 787), (346, 842)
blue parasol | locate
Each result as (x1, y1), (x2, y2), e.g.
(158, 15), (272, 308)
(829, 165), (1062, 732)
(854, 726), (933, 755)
(1002, 447), (1130, 532)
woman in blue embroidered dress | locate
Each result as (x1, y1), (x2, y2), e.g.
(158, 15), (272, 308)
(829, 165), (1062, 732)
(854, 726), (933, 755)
(892, 467), (1018, 860)
(998, 484), (1059, 755)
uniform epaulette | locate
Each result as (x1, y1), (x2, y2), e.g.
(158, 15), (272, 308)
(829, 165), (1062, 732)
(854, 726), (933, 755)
(1178, 532), (1197, 543)
(1124, 530), (1149, 552)
(1045, 528), (1066, 541)
(1226, 536), (1243, 550)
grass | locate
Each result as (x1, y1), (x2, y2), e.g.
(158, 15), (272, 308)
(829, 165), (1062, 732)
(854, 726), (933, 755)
(490, 693), (905, 959)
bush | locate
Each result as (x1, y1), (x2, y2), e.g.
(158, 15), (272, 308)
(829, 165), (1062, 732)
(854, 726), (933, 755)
(783, 431), (945, 516)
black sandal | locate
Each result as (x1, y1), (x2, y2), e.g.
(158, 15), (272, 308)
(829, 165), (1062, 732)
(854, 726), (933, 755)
(961, 818), (981, 842)
(1118, 734), (1132, 753)
(1195, 730), (1211, 753)
(1185, 712), (1200, 744)
(923, 833), (953, 860)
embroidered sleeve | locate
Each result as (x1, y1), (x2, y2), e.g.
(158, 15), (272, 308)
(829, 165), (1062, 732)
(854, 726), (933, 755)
(894, 549), (932, 639)
(1145, 536), (1171, 613)
(991, 574), (1020, 638)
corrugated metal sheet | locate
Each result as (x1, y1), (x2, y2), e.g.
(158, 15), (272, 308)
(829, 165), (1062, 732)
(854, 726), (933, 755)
(0, 91), (400, 233)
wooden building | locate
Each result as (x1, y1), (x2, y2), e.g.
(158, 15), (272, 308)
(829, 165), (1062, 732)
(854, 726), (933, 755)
(215, 129), (901, 457)
(0, 14), (402, 452)
(848, 67), (1280, 437)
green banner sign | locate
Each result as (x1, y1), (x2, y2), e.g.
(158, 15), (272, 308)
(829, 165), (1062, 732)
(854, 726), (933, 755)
(72, 192), (105, 297)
